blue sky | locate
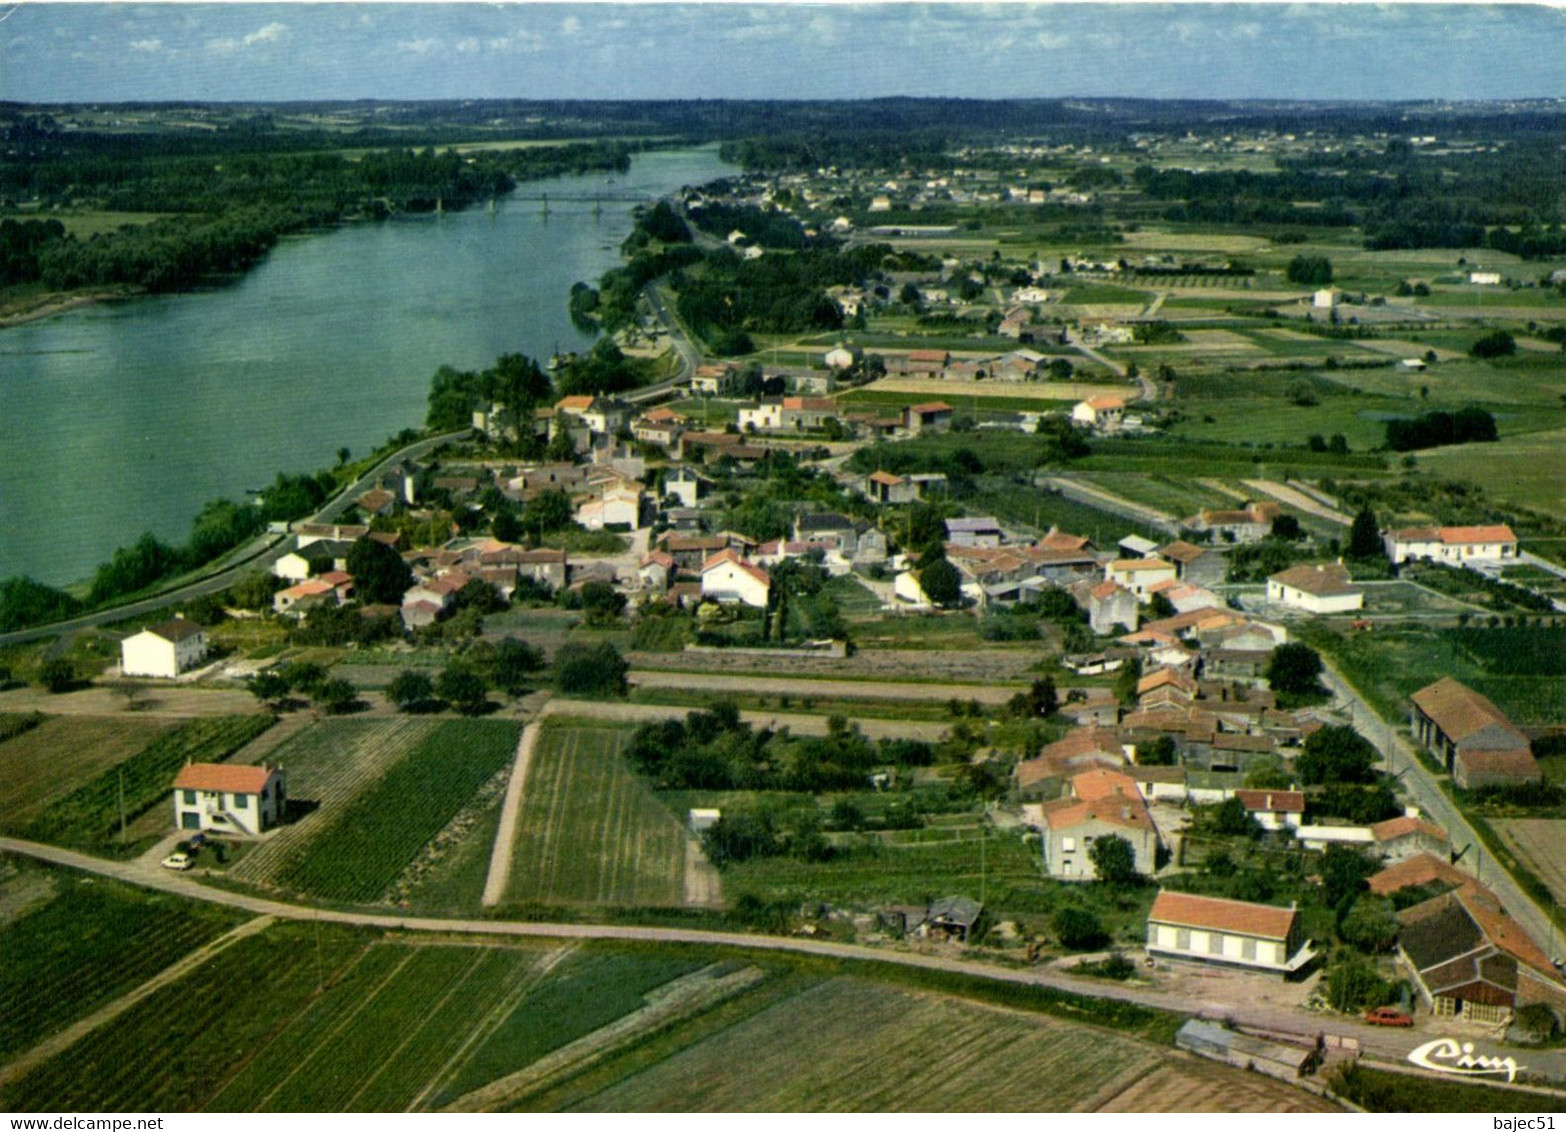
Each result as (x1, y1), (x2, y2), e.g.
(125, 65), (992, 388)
(3, 3), (1565, 103)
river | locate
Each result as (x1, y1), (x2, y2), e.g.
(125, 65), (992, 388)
(0, 146), (731, 588)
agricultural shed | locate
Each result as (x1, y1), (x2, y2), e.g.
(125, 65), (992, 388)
(1175, 1020), (1320, 1081)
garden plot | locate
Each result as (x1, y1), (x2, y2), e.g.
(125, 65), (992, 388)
(504, 725), (696, 908)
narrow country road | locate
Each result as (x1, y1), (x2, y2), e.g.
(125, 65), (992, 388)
(628, 669), (1021, 704)
(1241, 479), (1352, 527)
(1041, 476), (1181, 535)
(0, 429), (469, 649)
(4, 833), (1560, 1083)
(1318, 655), (1564, 961)
(481, 719), (543, 907)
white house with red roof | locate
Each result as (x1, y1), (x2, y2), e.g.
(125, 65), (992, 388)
(1105, 557), (1178, 601)
(1266, 562), (1364, 614)
(1384, 524), (1518, 566)
(121, 618), (208, 679)
(699, 550), (772, 608)
(1036, 769), (1160, 880)
(171, 762), (286, 836)
(1233, 789), (1306, 832)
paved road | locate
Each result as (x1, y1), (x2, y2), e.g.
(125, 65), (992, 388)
(0, 429), (468, 649)
(4, 832), (1560, 1083)
(1319, 655), (1564, 962)
(644, 282), (699, 386)
(551, 697), (953, 741)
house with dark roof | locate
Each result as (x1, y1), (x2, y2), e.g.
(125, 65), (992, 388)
(1398, 886), (1566, 1024)
(1146, 891), (1315, 976)
(171, 762), (286, 836)
(1409, 677), (1539, 789)
(944, 516), (1003, 549)
(121, 618), (208, 679)
(1159, 540), (1227, 588)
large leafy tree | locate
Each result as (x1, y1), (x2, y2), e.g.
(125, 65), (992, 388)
(346, 536), (413, 605)
(918, 558), (962, 608)
(1266, 642), (1324, 698)
(1089, 833), (1139, 887)
(1347, 508), (1383, 560)
(1298, 725), (1379, 786)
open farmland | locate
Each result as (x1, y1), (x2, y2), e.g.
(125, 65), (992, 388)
(1491, 819), (1566, 905)
(570, 978), (1338, 1113)
(226, 717), (442, 889)
(269, 718), (519, 903)
(504, 725), (701, 908)
(17, 715), (274, 854)
(0, 870), (245, 1062)
(0, 715), (172, 827)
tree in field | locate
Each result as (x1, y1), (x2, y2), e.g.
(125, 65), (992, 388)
(1089, 833), (1139, 887)
(1266, 642), (1324, 698)
(1270, 514), (1304, 541)
(1470, 330), (1517, 359)
(1325, 953), (1392, 1013)
(39, 657), (76, 694)
(489, 637), (545, 695)
(491, 508), (524, 544)
(386, 669), (435, 713)
(525, 488), (574, 535)
(1347, 508), (1382, 560)
(1298, 724), (1379, 786)
(436, 666), (489, 715)
(313, 677), (358, 715)
(918, 558), (963, 608)
(1052, 906), (1108, 950)
(1322, 843), (1378, 907)
(1286, 254), (1333, 286)
(553, 641), (628, 697)
(279, 660), (327, 695)
(246, 669), (291, 708)
(579, 580), (627, 626)
(346, 536), (413, 605)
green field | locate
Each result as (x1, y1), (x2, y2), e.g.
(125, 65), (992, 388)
(271, 718), (519, 904)
(17, 715), (274, 854)
(0, 715), (173, 827)
(0, 870), (246, 1061)
(504, 725), (695, 907)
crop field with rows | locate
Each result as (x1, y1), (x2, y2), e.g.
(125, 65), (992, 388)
(0, 715), (172, 828)
(271, 718), (519, 903)
(504, 725), (691, 907)
(226, 717), (442, 889)
(0, 873), (245, 1062)
(18, 714), (274, 852)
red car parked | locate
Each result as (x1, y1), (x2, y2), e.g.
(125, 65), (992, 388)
(1364, 1006), (1414, 1027)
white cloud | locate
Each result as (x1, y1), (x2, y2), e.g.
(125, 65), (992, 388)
(205, 37), (239, 55)
(128, 38), (162, 54)
(1036, 32), (1070, 50)
(397, 38), (441, 55)
(561, 16), (582, 37)
(456, 37), (479, 54)
(242, 22), (288, 47)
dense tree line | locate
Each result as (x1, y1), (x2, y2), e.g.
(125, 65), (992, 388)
(1385, 407), (1498, 452)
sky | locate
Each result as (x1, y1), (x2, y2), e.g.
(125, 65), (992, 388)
(3, 3), (1565, 103)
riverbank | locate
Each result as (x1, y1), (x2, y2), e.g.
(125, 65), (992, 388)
(0, 287), (140, 329)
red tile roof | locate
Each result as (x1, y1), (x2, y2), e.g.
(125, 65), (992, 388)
(1370, 815), (1448, 843)
(1149, 891), (1297, 941)
(1234, 789), (1306, 814)
(1367, 852), (1474, 897)
(173, 762), (277, 795)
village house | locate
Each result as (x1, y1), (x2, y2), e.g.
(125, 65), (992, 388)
(273, 538), (354, 582)
(1183, 502), (1281, 544)
(690, 364), (737, 396)
(1071, 395), (1126, 431)
(555, 394), (630, 437)
(1410, 677), (1540, 789)
(863, 470), (919, 505)
(638, 550), (676, 592)
(121, 618), (208, 679)
(274, 573), (353, 617)
(1037, 769), (1160, 880)
(903, 401), (954, 436)
(171, 762), (286, 836)
(1383, 524), (1518, 566)
(1015, 729), (1126, 799)
(356, 487), (397, 518)
(1233, 789), (1306, 832)
(699, 549), (772, 609)
(824, 344), (859, 371)
(1266, 562), (1364, 614)
(1371, 815), (1450, 863)
(1157, 540), (1227, 588)
(1146, 891), (1315, 977)
(575, 485), (644, 531)
(1105, 557), (1178, 601)
(1398, 886), (1566, 1024)
(944, 516), (1004, 549)
(661, 467), (707, 509)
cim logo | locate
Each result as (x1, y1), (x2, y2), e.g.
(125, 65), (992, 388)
(1407, 1037), (1523, 1083)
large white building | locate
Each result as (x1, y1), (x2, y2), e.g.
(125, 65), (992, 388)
(1146, 891), (1315, 976)
(1384, 524), (1518, 566)
(171, 762), (286, 836)
(121, 619), (208, 679)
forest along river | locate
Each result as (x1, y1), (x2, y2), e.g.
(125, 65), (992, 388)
(0, 146), (731, 588)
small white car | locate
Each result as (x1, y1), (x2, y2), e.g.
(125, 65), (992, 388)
(160, 852), (193, 871)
